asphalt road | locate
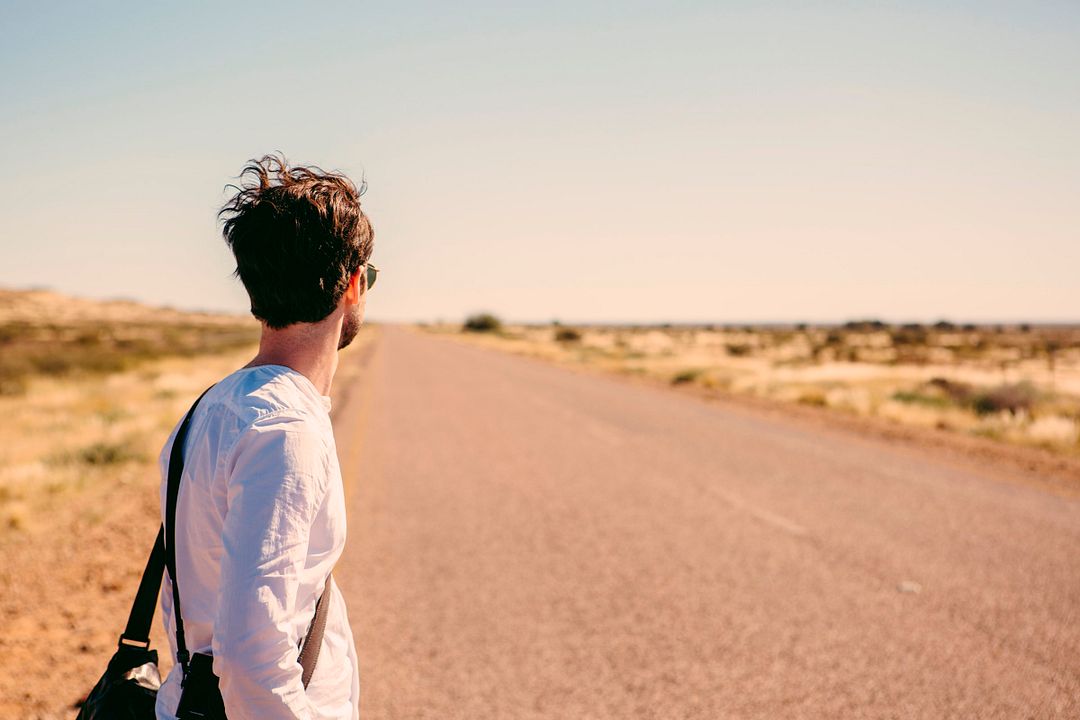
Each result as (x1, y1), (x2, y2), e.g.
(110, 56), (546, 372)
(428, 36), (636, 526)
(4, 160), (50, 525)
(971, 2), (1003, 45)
(330, 325), (1080, 719)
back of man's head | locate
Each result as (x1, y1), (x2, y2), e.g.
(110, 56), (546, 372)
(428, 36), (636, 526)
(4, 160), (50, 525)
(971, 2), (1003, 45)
(219, 154), (374, 329)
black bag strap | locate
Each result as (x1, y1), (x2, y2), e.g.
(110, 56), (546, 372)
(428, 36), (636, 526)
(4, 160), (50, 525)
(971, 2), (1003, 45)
(164, 383), (216, 677)
(118, 525), (165, 648)
(117, 384), (212, 653)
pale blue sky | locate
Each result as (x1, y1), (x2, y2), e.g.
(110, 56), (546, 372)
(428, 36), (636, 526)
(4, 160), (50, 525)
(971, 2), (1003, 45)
(1, 1), (1077, 323)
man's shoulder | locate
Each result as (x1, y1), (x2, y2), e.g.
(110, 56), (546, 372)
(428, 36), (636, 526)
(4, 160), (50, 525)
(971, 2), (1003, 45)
(158, 366), (331, 476)
(209, 365), (331, 431)
(208, 368), (335, 484)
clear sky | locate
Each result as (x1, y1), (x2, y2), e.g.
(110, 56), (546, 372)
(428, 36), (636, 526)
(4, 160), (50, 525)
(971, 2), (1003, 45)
(1, 1), (1077, 324)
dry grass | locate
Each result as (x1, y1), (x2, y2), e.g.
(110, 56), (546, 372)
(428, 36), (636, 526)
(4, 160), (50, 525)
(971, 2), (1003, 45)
(0, 288), (260, 397)
(420, 320), (1080, 458)
(0, 344), (265, 534)
(0, 288), (265, 535)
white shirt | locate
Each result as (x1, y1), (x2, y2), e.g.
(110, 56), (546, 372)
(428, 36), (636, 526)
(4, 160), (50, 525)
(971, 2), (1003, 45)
(155, 364), (360, 720)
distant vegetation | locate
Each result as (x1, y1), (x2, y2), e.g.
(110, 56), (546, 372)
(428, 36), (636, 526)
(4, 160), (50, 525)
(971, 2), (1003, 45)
(0, 289), (262, 397)
(426, 318), (1080, 457)
(554, 326), (582, 343)
(671, 368), (703, 385)
(892, 378), (1040, 417)
(462, 313), (502, 333)
(0, 319), (259, 396)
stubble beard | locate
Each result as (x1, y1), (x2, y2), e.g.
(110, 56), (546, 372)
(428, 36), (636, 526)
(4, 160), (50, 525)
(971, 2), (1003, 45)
(338, 304), (362, 350)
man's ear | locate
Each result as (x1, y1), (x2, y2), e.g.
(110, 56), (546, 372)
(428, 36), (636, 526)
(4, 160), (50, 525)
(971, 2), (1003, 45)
(344, 268), (362, 305)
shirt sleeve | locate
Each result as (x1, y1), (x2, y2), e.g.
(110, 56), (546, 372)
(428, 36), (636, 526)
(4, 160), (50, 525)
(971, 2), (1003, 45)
(211, 411), (330, 720)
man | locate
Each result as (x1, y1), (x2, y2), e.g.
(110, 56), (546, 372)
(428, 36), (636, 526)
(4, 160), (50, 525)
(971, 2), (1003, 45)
(155, 154), (375, 720)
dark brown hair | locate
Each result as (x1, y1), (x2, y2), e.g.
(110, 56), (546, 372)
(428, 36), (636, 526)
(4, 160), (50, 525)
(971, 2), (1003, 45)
(219, 153), (374, 329)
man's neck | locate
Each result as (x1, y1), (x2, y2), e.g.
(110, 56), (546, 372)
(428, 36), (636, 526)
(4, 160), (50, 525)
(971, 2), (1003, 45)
(243, 316), (342, 396)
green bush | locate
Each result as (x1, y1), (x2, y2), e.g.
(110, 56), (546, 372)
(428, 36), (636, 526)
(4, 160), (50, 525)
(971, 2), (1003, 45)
(671, 368), (703, 385)
(463, 313), (502, 333)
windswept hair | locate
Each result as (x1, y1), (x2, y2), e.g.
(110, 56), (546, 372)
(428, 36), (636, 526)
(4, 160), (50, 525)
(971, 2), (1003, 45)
(219, 153), (374, 329)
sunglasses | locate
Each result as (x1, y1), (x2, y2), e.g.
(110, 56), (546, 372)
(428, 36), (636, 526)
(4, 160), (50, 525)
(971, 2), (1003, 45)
(365, 262), (379, 290)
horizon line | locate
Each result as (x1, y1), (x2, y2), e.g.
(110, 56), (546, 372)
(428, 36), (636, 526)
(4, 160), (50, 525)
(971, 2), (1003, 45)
(5, 284), (1079, 328)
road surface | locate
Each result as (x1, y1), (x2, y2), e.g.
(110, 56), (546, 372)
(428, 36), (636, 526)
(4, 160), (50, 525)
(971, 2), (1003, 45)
(330, 325), (1080, 719)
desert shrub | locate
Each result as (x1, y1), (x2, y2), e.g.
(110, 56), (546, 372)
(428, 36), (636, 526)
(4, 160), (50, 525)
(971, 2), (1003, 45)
(0, 317), (258, 392)
(463, 313), (502, 333)
(971, 426), (1005, 440)
(797, 390), (828, 407)
(927, 377), (974, 404)
(843, 319), (887, 331)
(671, 369), (703, 385)
(891, 390), (950, 408)
(72, 348), (129, 374)
(725, 343), (752, 357)
(971, 382), (1038, 416)
(31, 353), (74, 376)
(98, 405), (132, 424)
(554, 327), (582, 343)
(74, 328), (106, 346)
(0, 354), (33, 392)
(78, 442), (145, 465)
(0, 321), (35, 345)
(47, 441), (145, 467)
(771, 331), (794, 345)
(892, 326), (927, 346)
(0, 374), (27, 396)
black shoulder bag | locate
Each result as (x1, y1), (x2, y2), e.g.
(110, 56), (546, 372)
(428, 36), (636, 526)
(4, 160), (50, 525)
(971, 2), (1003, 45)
(75, 385), (334, 719)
